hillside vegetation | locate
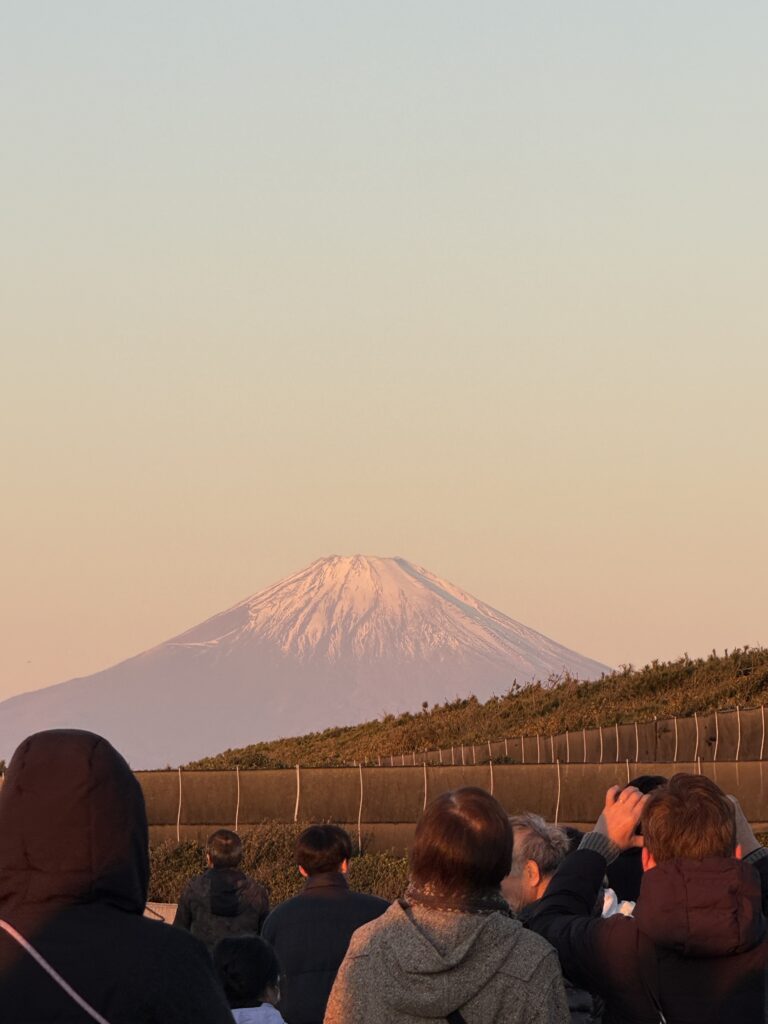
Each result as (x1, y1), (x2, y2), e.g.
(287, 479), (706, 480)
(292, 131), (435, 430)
(186, 647), (768, 769)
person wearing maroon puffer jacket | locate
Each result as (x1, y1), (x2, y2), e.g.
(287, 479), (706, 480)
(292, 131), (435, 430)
(525, 775), (768, 1024)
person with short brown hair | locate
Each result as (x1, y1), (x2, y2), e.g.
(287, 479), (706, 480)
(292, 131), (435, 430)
(174, 828), (269, 952)
(325, 787), (569, 1024)
(526, 773), (768, 1023)
(261, 824), (387, 1024)
(207, 828), (245, 869)
(642, 774), (735, 862)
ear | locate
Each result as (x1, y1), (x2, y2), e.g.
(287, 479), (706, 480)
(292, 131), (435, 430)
(340, 858), (349, 874)
(735, 844), (743, 861)
(298, 865), (309, 878)
(641, 847), (656, 871)
(526, 860), (542, 887)
(205, 853), (213, 868)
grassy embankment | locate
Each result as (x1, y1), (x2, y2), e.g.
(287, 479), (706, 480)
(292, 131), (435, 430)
(187, 647), (768, 769)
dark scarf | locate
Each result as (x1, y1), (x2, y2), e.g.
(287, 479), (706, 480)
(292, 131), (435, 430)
(402, 881), (513, 917)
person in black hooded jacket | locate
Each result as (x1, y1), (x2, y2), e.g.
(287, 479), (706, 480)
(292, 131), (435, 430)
(174, 828), (269, 951)
(0, 729), (234, 1024)
(525, 774), (768, 1024)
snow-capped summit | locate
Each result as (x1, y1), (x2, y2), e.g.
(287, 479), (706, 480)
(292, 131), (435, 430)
(0, 556), (610, 768)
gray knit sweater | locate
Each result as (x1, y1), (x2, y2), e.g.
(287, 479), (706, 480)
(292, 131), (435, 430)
(324, 899), (569, 1024)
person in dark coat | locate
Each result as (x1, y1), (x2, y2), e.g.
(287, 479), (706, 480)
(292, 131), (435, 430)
(604, 775), (667, 904)
(525, 774), (768, 1024)
(0, 729), (233, 1024)
(503, 813), (603, 1024)
(174, 829), (270, 951)
(261, 824), (388, 1024)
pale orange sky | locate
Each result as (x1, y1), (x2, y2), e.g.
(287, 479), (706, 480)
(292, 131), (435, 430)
(1, 3), (767, 702)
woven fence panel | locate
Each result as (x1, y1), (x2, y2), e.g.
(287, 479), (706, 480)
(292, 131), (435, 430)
(298, 768), (361, 823)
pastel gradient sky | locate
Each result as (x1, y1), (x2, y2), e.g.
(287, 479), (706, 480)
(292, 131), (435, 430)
(2, 2), (767, 702)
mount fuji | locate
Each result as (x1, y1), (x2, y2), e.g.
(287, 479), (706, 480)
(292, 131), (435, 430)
(0, 556), (611, 768)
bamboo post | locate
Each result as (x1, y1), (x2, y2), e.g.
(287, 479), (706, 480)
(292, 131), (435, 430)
(176, 767), (183, 843)
(294, 765), (301, 822)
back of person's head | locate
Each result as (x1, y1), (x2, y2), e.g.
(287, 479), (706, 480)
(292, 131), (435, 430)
(213, 936), (280, 1010)
(562, 825), (585, 854)
(207, 829), (243, 869)
(642, 773), (736, 862)
(509, 813), (569, 878)
(628, 774), (667, 795)
(295, 824), (352, 875)
(503, 813), (569, 912)
(0, 730), (149, 914)
(410, 787), (512, 896)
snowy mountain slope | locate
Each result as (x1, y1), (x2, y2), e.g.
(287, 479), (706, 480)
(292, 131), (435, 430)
(0, 556), (611, 768)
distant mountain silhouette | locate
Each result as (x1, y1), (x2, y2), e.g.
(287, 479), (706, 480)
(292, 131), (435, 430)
(0, 555), (611, 767)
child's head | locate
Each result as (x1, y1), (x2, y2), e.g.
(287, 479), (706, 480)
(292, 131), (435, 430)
(213, 936), (281, 1009)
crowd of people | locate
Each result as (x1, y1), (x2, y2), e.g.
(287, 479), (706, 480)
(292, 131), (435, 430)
(1, 728), (767, 1023)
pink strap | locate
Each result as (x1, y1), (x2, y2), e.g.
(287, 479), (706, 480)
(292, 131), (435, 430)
(0, 918), (111, 1024)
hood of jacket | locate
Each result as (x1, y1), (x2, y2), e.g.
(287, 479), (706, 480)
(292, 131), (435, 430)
(634, 857), (765, 958)
(0, 729), (149, 919)
(362, 900), (539, 1017)
(208, 868), (253, 916)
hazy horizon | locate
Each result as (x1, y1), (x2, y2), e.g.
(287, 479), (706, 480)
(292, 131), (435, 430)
(2, 3), (766, 703)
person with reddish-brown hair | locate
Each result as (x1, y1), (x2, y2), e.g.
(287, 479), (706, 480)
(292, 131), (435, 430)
(525, 773), (768, 1024)
(324, 787), (569, 1024)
